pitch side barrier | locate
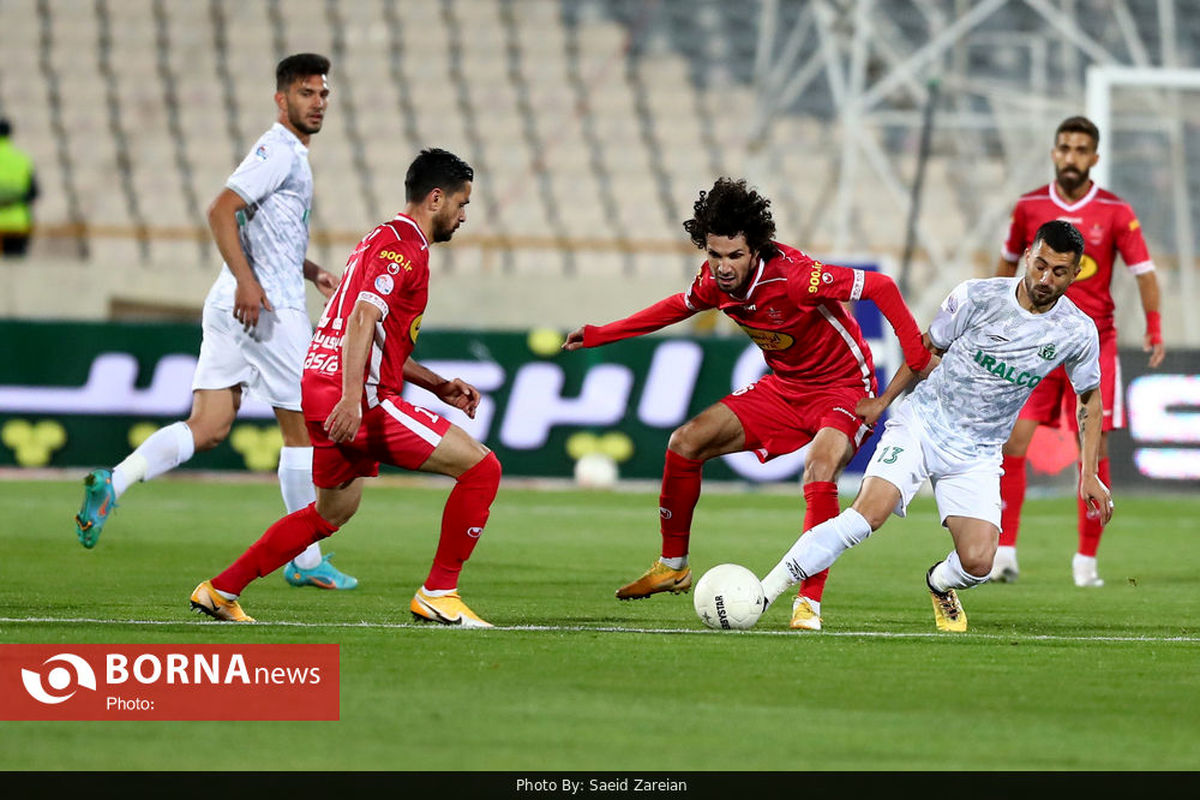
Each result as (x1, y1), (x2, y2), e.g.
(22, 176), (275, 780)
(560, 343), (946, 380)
(1, 320), (1195, 488)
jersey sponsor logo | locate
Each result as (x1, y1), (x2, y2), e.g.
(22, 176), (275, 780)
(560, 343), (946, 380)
(377, 249), (415, 272)
(737, 324), (795, 351)
(374, 274), (394, 295)
(1076, 253), (1098, 281)
(973, 350), (1043, 387)
(409, 314), (423, 344)
(1038, 343), (1057, 360)
(1129, 218), (1141, 231)
(806, 263), (827, 294)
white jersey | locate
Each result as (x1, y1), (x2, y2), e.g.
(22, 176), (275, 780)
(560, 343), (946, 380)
(205, 122), (313, 312)
(903, 277), (1101, 458)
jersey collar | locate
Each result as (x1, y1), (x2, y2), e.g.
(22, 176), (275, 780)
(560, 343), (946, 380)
(392, 213), (430, 249)
(1049, 180), (1098, 213)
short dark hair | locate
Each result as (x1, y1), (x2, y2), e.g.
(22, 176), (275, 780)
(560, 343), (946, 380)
(276, 53), (330, 91)
(1032, 220), (1085, 264)
(1055, 115), (1099, 146)
(405, 148), (474, 202)
(683, 178), (779, 261)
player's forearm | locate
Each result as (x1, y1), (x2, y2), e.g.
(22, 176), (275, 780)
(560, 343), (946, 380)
(582, 294), (695, 347)
(860, 272), (930, 372)
(339, 302), (378, 401)
(402, 357), (447, 393)
(303, 258), (323, 283)
(1076, 388), (1104, 478)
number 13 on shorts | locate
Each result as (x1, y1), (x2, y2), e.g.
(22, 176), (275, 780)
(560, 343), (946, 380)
(875, 445), (905, 464)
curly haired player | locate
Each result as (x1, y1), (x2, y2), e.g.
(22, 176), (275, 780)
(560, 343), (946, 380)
(564, 178), (930, 630)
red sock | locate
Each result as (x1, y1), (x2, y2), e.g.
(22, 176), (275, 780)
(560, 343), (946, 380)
(212, 503), (338, 596)
(659, 449), (704, 560)
(424, 452), (502, 591)
(999, 455), (1026, 547)
(798, 481), (839, 602)
(1076, 457), (1110, 557)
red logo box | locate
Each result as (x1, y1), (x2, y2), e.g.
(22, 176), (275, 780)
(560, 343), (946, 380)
(0, 644), (339, 720)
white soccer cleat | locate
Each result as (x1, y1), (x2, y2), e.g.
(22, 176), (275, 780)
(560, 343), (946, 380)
(1072, 553), (1104, 587)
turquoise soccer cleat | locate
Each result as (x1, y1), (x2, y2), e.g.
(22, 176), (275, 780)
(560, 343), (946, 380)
(283, 553), (359, 590)
(74, 468), (117, 549)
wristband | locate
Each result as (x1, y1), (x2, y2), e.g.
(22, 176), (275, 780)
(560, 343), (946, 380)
(1145, 311), (1162, 345)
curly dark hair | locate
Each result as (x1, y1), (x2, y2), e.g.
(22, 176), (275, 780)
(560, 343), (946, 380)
(683, 178), (778, 260)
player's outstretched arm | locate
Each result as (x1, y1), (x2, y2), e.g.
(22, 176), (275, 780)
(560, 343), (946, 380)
(855, 271), (931, 373)
(324, 300), (380, 443)
(208, 187), (272, 331)
(403, 358), (481, 420)
(1076, 386), (1113, 525)
(995, 255), (1019, 278)
(560, 294), (697, 352)
(304, 258), (338, 299)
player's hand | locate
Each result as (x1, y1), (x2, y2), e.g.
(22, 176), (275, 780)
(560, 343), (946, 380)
(1145, 335), (1165, 368)
(323, 396), (362, 443)
(1081, 475), (1114, 526)
(233, 279), (272, 331)
(436, 378), (481, 419)
(312, 268), (339, 299)
(917, 353), (941, 380)
(561, 327), (586, 351)
(854, 397), (888, 426)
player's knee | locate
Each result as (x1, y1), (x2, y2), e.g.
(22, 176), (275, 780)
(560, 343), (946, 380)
(463, 450), (502, 490)
(801, 458), (838, 484)
(316, 495), (359, 528)
(667, 426), (704, 461)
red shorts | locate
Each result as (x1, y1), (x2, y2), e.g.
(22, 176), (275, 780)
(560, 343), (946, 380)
(1018, 326), (1122, 432)
(720, 373), (873, 463)
(306, 396), (453, 488)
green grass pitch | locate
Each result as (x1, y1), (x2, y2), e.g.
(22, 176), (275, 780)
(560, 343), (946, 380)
(1, 477), (1198, 771)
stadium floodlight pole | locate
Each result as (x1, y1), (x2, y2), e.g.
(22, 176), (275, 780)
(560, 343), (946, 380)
(1087, 64), (1200, 344)
(899, 77), (939, 298)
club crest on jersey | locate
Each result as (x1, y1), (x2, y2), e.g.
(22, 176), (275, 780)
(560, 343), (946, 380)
(374, 274), (394, 295)
(738, 324), (795, 351)
(1037, 343), (1056, 360)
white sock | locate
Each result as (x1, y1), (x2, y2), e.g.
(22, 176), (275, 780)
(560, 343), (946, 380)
(111, 421), (196, 498)
(279, 445), (322, 569)
(660, 555), (687, 570)
(995, 545), (1017, 562)
(928, 550), (990, 592)
(214, 587), (239, 601)
(421, 585), (455, 597)
(762, 508), (873, 605)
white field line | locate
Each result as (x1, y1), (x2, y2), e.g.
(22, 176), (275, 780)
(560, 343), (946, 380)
(0, 617), (1197, 643)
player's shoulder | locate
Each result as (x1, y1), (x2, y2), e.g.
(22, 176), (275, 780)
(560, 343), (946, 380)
(1091, 185), (1136, 214)
(1014, 184), (1052, 204)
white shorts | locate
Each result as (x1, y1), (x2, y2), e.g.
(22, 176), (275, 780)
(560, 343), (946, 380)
(864, 402), (1003, 528)
(192, 301), (312, 411)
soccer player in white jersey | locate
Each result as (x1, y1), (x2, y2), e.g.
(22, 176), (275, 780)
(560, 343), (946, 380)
(759, 220), (1113, 631)
(74, 54), (357, 590)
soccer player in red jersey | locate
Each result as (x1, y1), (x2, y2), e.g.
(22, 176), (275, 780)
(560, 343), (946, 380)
(563, 178), (931, 630)
(993, 116), (1164, 587)
(189, 149), (502, 627)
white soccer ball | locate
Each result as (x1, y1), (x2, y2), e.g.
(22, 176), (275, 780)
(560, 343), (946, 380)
(693, 563), (766, 630)
(573, 452), (618, 488)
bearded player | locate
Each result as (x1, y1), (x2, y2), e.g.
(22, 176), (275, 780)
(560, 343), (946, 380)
(993, 116), (1163, 587)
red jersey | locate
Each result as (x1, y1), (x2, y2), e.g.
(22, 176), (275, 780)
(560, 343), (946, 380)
(301, 213), (430, 420)
(1001, 182), (1154, 332)
(582, 242), (929, 396)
